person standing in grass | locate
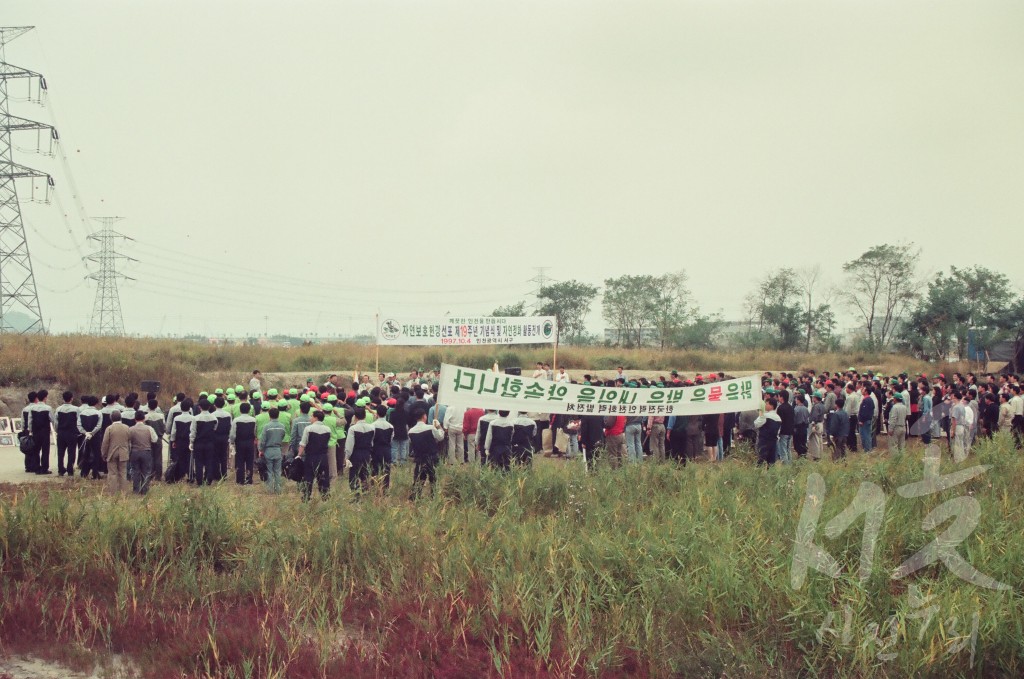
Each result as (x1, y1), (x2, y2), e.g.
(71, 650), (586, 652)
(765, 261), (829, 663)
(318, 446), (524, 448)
(297, 410), (333, 502)
(77, 395), (103, 479)
(827, 398), (849, 460)
(857, 386), (875, 453)
(646, 414), (666, 462)
(190, 399), (219, 486)
(128, 411), (158, 495)
(808, 392), (826, 460)
(792, 394), (809, 458)
(28, 389), (54, 475)
(462, 406), (484, 463)
(950, 390), (969, 462)
(484, 410), (515, 471)
(602, 414), (626, 469)
(753, 399), (781, 466)
(624, 410), (644, 463)
(54, 391), (80, 477)
(775, 390), (794, 464)
(1010, 385), (1024, 449)
(144, 399), (166, 481)
(230, 402), (258, 485)
(370, 404), (395, 491)
(443, 404), (466, 465)
(511, 412), (537, 466)
(213, 397), (232, 481)
(167, 398), (194, 483)
(887, 393), (909, 452)
(345, 406), (375, 496)
(408, 408), (445, 500)
(259, 408), (286, 493)
(100, 411), (132, 493)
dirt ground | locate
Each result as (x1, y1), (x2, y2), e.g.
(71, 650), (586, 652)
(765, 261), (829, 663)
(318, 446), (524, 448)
(0, 655), (134, 679)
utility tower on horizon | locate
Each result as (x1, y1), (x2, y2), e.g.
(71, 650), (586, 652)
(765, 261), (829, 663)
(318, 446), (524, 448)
(0, 26), (54, 333)
(528, 266), (551, 312)
(86, 217), (134, 336)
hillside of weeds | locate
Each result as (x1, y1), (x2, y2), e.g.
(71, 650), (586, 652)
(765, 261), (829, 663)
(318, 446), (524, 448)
(0, 334), (947, 401)
(1, 435), (1022, 678)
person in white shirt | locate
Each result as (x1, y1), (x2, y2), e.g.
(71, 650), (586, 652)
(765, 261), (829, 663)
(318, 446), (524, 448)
(1011, 385), (1024, 450)
(531, 363), (546, 379)
(442, 405), (466, 465)
(555, 368), (569, 384)
(248, 371), (262, 393)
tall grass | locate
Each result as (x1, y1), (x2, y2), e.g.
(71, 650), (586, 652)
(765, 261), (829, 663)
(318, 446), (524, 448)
(0, 334), (953, 402)
(0, 435), (1021, 677)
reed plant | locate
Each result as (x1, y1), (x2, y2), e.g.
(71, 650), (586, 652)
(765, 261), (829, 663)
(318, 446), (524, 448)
(0, 335), (952, 406)
(0, 434), (1021, 677)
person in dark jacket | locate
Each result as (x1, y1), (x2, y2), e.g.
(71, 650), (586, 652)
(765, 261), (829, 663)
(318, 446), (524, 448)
(775, 390), (794, 464)
(408, 408), (444, 500)
(77, 395), (103, 479)
(190, 399), (219, 485)
(576, 414), (603, 464)
(511, 412), (537, 466)
(827, 398), (850, 460)
(345, 407), (375, 496)
(792, 394), (810, 458)
(485, 411), (515, 471)
(388, 397), (411, 465)
(298, 410), (333, 501)
(666, 415), (688, 465)
(754, 400), (781, 466)
(167, 398), (194, 483)
(230, 403), (257, 485)
(54, 391), (80, 477)
(858, 387), (876, 452)
(28, 389), (54, 475)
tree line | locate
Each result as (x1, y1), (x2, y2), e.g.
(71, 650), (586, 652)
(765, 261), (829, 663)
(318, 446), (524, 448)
(490, 243), (1024, 358)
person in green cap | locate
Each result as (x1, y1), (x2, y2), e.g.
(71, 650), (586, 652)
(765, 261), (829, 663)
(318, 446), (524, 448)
(250, 391), (262, 416)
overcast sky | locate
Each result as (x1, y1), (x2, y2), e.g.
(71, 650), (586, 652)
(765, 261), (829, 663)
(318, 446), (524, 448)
(5, 0), (1023, 337)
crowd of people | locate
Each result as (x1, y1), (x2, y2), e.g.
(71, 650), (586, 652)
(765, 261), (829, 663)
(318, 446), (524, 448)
(15, 366), (1024, 500)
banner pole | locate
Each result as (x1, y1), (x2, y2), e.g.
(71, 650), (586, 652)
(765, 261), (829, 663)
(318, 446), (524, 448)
(374, 312), (380, 375)
(552, 324), (559, 373)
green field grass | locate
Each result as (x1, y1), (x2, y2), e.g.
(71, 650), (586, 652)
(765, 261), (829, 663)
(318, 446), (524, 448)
(1, 434), (1021, 678)
(0, 335), (956, 403)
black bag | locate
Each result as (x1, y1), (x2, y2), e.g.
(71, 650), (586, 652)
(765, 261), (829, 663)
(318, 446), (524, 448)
(255, 455), (268, 481)
(18, 430), (34, 454)
(284, 456), (305, 482)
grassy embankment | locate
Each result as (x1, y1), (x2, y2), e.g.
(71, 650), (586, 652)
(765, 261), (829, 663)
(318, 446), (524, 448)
(0, 335), (953, 401)
(0, 435), (1021, 678)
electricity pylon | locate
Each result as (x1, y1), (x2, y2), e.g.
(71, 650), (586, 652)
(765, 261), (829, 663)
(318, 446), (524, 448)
(86, 217), (135, 336)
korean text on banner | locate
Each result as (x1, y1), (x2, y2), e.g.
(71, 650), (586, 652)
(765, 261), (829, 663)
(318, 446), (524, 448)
(437, 364), (760, 416)
(377, 316), (558, 346)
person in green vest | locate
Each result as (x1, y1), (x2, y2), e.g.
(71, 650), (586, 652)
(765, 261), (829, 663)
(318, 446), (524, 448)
(255, 402), (272, 439)
(277, 399), (292, 449)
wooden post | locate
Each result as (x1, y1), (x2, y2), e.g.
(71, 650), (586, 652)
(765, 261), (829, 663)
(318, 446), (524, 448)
(552, 322), (559, 373)
(374, 312), (380, 375)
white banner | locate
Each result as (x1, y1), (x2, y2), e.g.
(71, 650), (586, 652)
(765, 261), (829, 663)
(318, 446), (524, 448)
(438, 364), (761, 416)
(376, 316), (557, 346)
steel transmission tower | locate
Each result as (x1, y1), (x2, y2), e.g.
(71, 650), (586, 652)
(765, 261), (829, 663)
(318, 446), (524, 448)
(528, 266), (550, 312)
(0, 27), (54, 333)
(86, 217), (134, 336)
